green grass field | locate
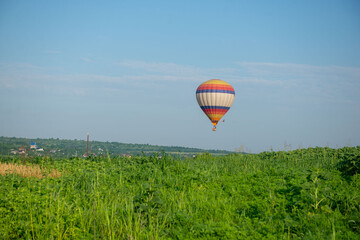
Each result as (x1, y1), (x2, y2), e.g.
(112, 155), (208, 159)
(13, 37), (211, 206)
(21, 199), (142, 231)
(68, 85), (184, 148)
(1, 147), (359, 239)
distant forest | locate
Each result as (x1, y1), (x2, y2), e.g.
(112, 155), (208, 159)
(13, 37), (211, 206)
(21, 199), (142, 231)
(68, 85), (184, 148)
(0, 136), (233, 158)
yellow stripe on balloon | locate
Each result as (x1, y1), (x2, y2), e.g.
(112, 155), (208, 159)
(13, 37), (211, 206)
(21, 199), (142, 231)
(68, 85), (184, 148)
(201, 79), (232, 85)
(206, 114), (224, 120)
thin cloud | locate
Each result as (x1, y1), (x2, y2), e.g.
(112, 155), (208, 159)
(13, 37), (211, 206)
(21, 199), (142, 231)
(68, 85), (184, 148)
(44, 50), (62, 54)
(81, 57), (93, 63)
(116, 60), (243, 83)
(236, 61), (360, 104)
(237, 62), (360, 83)
(116, 60), (203, 75)
(233, 77), (284, 86)
(1, 61), (359, 103)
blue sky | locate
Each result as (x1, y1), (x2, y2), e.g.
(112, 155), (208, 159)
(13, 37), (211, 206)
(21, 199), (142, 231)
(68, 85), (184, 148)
(0, 0), (359, 153)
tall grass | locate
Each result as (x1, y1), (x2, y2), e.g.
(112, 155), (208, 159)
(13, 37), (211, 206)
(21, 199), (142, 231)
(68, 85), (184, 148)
(0, 146), (359, 239)
(0, 162), (62, 178)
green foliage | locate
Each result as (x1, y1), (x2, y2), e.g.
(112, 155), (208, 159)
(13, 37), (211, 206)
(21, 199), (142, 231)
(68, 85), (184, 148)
(0, 147), (359, 239)
(336, 146), (360, 179)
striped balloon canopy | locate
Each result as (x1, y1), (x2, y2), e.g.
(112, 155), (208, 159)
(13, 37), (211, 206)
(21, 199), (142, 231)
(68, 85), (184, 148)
(196, 79), (235, 131)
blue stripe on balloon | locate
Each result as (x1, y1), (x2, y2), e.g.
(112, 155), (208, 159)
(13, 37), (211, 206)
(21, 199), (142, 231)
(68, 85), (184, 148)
(200, 106), (230, 110)
(196, 89), (235, 94)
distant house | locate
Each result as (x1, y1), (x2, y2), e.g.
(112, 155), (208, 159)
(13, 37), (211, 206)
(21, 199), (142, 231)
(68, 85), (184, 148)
(83, 153), (96, 157)
(30, 142), (37, 149)
(36, 147), (44, 152)
(18, 147), (26, 154)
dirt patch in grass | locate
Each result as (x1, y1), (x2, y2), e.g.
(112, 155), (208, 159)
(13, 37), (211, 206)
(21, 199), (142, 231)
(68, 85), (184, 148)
(0, 162), (62, 178)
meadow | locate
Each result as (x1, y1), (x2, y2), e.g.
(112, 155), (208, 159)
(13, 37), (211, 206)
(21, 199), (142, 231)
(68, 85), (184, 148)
(0, 147), (359, 239)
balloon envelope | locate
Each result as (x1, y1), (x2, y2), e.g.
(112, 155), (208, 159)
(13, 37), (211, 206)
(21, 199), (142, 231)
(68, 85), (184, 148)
(196, 79), (235, 128)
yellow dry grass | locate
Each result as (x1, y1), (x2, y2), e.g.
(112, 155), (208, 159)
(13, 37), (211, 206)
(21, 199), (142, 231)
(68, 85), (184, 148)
(0, 162), (62, 178)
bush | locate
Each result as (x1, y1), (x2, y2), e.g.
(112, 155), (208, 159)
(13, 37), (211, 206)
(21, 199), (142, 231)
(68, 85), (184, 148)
(336, 149), (360, 179)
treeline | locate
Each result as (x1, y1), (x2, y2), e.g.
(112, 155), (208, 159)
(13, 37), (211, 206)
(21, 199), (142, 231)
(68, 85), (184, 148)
(0, 136), (233, 158)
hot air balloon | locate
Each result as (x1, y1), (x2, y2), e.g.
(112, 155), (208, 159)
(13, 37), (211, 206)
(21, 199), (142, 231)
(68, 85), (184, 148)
(196, 79), (235, 131)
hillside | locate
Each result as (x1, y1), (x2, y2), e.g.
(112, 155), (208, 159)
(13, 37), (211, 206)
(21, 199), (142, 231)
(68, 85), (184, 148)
(0, 136), (233, 158)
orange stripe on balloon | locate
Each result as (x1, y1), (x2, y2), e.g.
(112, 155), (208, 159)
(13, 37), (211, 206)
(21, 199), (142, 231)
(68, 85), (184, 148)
(197, 84), (235, 91)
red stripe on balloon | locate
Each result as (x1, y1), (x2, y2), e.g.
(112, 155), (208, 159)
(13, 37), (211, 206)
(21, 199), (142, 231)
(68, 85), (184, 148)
(202, 108), (229, 115)
(197, 84), (234, 91)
